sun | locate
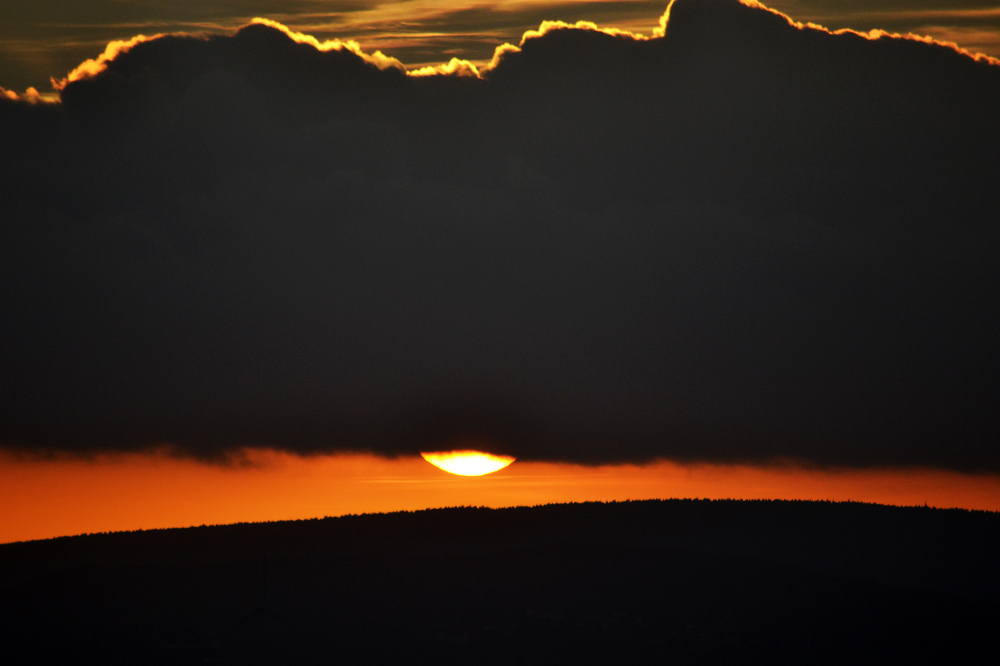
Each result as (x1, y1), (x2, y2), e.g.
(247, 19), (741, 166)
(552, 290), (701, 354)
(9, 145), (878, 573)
(420, 450), (516, 476)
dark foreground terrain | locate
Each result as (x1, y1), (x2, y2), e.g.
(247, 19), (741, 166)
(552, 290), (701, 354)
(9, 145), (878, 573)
(2, 499), (998, 665)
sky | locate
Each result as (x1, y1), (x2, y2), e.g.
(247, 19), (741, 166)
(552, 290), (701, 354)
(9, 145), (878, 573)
(3, 450), (999, 543)
(2, 0), (1000, 541)
(3, 0), (1000, 92)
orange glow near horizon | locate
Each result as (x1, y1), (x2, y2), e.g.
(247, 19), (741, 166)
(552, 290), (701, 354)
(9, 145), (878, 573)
(2, 450), (999, 545)
(420, 450), (516, 476)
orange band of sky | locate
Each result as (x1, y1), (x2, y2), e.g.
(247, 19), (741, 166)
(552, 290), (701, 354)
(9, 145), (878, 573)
(2, 451), (998, 544)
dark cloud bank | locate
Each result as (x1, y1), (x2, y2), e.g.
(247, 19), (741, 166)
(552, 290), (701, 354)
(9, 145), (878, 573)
(2, 0), (999, 470)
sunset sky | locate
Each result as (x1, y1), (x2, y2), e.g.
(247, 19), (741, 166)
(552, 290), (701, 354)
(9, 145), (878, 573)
(3, 0), (1000, 92)
(4, 450), (1000, 544)
(2, 1), (999, 544)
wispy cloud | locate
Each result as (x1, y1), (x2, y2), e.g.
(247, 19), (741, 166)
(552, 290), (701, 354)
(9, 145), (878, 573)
(5, 1), (1000, 91)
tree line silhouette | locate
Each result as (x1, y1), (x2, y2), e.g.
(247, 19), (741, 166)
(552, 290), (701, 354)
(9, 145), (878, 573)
(1, 499), (997, 664)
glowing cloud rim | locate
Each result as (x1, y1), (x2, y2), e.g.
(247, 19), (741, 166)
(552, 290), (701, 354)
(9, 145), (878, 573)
(420, 450), (516, 476)
(52, 34), (164, 90)
(40, 1), (1000, 94)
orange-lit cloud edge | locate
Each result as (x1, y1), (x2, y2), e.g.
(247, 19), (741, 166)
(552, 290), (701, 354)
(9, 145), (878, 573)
(3, 0), (997, 103)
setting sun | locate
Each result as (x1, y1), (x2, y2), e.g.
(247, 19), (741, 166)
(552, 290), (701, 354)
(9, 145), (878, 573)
(420, 450), (516, 476)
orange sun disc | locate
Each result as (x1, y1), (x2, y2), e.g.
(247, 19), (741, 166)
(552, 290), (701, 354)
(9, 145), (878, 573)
(420, 450), (516, 476)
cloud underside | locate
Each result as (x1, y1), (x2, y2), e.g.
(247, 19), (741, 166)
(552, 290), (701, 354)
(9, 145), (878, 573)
(2, 0), (1000, 470)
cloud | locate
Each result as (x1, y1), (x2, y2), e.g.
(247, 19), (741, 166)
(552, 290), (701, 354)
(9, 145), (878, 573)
(409, 57), (483, 77)
(0, 0), (669, 91)
(246, 17), (406, 71)
(5, 1), (1000, 92)
(2, 0), (1000, 471)
(737, 0), (1000, 66)
(51, 34), (165, 90)
(763, 0), (1000, 60)
(0, 85), (56, 103)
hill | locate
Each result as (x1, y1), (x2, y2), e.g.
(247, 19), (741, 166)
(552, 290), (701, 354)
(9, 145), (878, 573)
(1, 499), (998, 664)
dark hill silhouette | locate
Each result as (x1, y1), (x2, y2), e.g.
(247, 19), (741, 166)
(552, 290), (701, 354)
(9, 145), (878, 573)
(1, 499), (998, 664)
